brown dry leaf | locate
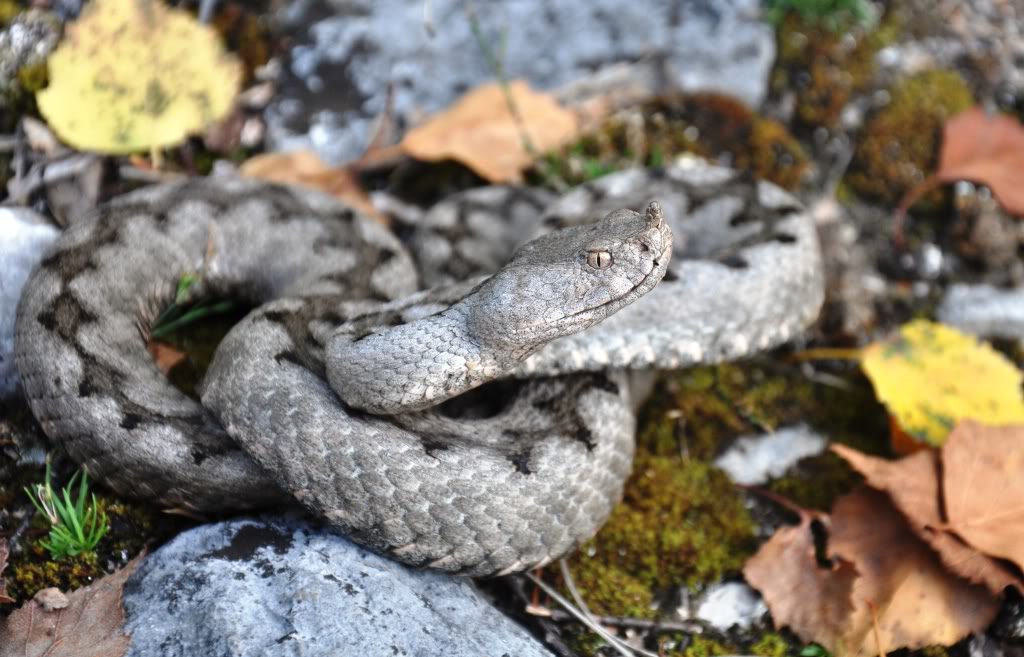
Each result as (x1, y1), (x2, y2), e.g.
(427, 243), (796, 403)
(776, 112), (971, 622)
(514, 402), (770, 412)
(745, 488), (1000, 657)
(743, 509), (858, 649)
(935, 108), (1024, 215)
(832, 444), (1023, 594)
(400, 80), (579, 183)
(943, 421), (1024, 570)
(897, 107), (1024, 229)
(240, 150), (387, 224)
(0, 554), (143, 657)
(831, 488), (1000, 657)
(0, 539), (12, 604)
(147, 340), (187, 375)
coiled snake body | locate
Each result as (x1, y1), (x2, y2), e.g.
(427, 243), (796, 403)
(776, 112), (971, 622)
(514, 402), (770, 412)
(15, 161), (822, 576)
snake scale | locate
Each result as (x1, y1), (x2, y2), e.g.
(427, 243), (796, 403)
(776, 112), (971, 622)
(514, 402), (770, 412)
(14, 160), (823, 576)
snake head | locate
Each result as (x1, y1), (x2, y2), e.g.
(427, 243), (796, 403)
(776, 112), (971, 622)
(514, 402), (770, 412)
(468, 201), (672, 352)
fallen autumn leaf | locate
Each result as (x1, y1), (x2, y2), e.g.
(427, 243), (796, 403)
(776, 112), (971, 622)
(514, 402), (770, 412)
(943, 421), (1024, 571)
(0, 554), (143, 657)
(400, 80), (578, 183)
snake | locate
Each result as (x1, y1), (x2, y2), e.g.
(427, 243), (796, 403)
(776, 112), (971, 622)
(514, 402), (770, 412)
(14, 160), (823, 576)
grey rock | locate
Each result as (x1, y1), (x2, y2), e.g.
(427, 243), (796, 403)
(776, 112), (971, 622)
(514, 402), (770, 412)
(266, 0), (774, 164)
(123, 517), (555, 657)
(937, 284), (1024, 342)
(714, 424), (827, 486)
(678, 581), (766, 632)
(0, 10), (60, 102)
(0, 206), (58, 398)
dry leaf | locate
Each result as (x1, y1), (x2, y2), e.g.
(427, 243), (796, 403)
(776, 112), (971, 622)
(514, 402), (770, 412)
(0, 554), (143, 657)
(860, 320), (1024, 447)
(833, 444), (1023, 594)
(943, 421), (1024, 570)
(745, 488), (1000, 657)
(239, 150), (387, 225)
(830, 488), (999, 657)
(400, 80), (578, 183)
(37, 0), (241, 154)
(743, 509), (858, 649)
(147, 340), (187, 375)
(0, 539), (12, 604)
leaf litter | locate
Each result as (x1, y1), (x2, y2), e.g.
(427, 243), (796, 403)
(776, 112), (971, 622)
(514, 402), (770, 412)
(0, 554), (143, 657)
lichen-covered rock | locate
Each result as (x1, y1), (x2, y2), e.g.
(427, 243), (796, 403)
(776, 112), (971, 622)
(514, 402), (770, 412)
(265, 0), (776, 164)
(0, 206), (58, 399)
(122, 517), (555, 657)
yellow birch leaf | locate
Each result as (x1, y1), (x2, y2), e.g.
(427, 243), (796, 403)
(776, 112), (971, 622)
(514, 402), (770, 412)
(861, 319), (1024, 446)
(400, 80), (578, 183)
(37, 0), (241, 154)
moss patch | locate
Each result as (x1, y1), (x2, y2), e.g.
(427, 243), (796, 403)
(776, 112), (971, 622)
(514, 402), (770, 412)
(639, 359), (890, 512)
(538, 93), (808, 191)
(845, 69), (974, 207)
(565, 453), (756, 617)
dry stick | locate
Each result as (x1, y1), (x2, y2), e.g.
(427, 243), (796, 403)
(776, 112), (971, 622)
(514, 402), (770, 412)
(525, 572), (657, 657)
(541, 610), (704, 634)
(892, 174), (942, 248)
(464, 1), (567, 191)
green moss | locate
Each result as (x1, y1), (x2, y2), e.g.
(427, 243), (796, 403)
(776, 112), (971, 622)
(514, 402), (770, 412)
(681, 635), (734, 657)
(15, 61), (47, 93)
(566, 453), (755, 616)
(639, 360), (889, 511)
(772, 10), (900, 131)
(846, 69), (974, 206)
(538, 93), (808, 191)
(9, 548), (102, 601)
(751, 632), (793, 657)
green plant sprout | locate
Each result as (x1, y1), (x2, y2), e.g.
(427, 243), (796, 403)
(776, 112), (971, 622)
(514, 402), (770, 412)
(24, 462), (110, 559)
(764, 0), (876, 31)
(151, 272), (234, 339)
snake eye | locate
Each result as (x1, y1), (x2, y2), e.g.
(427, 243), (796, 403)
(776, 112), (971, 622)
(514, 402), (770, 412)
(586, 249), (613, 270)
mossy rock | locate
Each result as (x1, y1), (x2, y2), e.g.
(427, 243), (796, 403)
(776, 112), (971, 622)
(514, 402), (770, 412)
(846, 69), (974, 207)
(538, 93), (808, 191)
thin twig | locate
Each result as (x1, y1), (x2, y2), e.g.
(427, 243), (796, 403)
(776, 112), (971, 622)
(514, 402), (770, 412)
(463, 1), (567, 191)
(558, 558), (593, 617)
(540, 609), (706, 634)
(525, 572), (659, 657)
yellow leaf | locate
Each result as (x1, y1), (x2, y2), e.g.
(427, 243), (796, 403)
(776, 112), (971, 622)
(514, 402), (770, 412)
(861, 319), (1024, 446)
(37, 0), (241, 154)
(400, 80), (578, 183)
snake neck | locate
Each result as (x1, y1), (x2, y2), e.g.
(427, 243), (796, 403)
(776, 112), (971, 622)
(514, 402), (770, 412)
(325, 299), (536, 415)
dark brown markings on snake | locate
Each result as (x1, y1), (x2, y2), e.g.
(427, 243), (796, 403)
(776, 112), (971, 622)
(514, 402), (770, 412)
(420, 438), (450, 459)
(510, 450), (533, 475)
(772, 232), (797, 243)
(273, 350), (305, 367)
(120, 413), (144, 429)
(590, 375), (620, 396)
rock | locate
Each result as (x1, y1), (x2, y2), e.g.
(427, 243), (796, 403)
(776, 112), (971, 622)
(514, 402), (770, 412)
(714, 424), (827, 486)
(123, 517), (555, 657)
(678, 581), (766, 632)
(0, 10), (60, 103)
(937, 284), (1024, 342)
(0, 207), (59, 399)
(266, 0), (775, 164)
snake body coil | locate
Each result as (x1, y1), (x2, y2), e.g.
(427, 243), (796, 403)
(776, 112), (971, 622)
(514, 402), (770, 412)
(15, 162), (822, 575)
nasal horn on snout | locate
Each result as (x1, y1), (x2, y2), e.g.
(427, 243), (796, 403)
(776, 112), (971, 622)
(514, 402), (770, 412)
(644, 201), (664, 228)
